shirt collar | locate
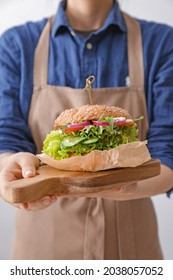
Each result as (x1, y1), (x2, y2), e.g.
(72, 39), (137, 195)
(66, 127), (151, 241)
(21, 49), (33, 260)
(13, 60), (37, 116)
(52, 0), (127, 37)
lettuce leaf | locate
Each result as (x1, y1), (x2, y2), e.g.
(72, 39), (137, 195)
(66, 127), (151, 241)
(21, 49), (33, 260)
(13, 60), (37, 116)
(42, 124), (139, 160)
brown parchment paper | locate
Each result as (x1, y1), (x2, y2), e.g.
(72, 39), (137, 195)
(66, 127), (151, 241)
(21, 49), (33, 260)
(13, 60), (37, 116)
(37, 141), (151, 172)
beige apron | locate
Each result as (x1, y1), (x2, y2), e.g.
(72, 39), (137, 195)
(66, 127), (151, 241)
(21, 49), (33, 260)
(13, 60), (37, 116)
(11, 13), (163, 260)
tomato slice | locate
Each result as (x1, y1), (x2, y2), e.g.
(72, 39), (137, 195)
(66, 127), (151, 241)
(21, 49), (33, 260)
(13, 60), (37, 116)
(119, 121), (134, 126)
(65, 126), (85, 133)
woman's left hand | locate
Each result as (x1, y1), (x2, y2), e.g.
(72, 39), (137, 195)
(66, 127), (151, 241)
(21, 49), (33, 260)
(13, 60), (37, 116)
(57, 164), (173, 200)
(54, 182), (138, 200)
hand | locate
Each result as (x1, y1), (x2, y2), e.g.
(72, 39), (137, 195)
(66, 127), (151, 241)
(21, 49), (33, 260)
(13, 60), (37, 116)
(12, 195), (58, 211)
(53, 182), (138, 200)
(73, 164), (173, 200)
(0, 152), (58, 210)
(87, 164), (173, 200)
(88, 182), (138, 200)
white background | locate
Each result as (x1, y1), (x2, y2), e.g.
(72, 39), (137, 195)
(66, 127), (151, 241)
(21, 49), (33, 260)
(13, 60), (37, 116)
(0, 0), (173, 260)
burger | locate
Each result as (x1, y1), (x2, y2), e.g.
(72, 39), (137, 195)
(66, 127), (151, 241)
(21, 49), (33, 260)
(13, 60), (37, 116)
(42, 104), (141, 161)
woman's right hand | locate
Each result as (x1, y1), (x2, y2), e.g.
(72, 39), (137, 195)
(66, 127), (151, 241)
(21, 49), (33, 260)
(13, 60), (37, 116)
(0, 152), (57, 210)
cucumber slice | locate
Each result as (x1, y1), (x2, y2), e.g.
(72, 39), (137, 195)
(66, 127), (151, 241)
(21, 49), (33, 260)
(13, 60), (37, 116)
(83, 138), (98, 145)
(61, 136), (87, 148)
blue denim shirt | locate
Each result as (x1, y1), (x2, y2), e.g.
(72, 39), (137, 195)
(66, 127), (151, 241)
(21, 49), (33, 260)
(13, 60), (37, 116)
(0, 0), (173, 195)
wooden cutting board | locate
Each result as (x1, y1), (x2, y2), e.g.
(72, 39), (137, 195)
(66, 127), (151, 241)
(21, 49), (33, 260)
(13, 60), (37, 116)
(1, 159), (160, 203)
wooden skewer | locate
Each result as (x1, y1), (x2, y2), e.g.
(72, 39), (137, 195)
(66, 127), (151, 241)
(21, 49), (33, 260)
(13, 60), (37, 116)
(82, 75), (95, 105)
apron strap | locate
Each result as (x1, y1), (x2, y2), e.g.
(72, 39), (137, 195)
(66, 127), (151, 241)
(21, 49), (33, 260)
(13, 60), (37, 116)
(33, 16), (54, 89)
(34, 13), (144, 88)
(123, 13), (144, 87)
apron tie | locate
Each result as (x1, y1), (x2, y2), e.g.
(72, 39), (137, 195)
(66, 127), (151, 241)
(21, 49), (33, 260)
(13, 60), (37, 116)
(83, 198), (105, 259)
(116, 200), (136, 259)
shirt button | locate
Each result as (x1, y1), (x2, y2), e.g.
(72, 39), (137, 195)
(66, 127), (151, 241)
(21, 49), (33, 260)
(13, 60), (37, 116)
(70, 30), (76, 37)
(86, 42), (93, 50)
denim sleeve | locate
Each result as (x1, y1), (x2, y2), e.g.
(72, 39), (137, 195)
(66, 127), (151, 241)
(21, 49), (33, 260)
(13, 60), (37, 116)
(146, 27), (173, 197)
(0, 30), (36, 154)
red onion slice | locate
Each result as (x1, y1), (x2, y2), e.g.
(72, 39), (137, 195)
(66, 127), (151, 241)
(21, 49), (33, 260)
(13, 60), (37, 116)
(67, 120), (90, 128)
(92, 121), (109, 126)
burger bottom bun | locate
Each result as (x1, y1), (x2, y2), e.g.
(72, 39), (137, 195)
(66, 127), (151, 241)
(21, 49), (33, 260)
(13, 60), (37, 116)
(37, 141), (151, 172)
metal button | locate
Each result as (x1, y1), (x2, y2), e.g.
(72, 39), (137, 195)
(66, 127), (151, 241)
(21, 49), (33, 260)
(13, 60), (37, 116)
(86, 42), (93, 50)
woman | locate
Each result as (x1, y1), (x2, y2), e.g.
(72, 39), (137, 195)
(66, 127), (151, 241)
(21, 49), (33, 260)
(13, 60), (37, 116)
(0, 0), (173, 259)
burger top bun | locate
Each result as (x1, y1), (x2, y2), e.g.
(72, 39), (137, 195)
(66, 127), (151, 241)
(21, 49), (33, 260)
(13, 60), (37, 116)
(54, 104), (132, 129)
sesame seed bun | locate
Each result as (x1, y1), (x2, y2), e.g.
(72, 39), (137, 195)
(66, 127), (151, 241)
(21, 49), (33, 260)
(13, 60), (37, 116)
(54, 104), (131, 129)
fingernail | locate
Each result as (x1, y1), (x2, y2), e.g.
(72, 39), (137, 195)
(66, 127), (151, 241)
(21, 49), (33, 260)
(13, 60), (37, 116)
(41, 198), (52, 205)
(24, 169), (34, 178)
(114, 187), (122, 192)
